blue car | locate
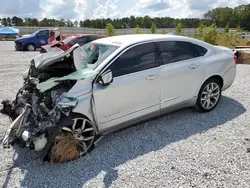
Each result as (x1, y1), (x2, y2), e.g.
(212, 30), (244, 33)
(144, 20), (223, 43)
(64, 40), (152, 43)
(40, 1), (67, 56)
(15, 29), (50, 51)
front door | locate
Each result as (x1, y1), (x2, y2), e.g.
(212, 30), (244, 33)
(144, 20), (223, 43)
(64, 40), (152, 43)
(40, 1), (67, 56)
(158, 41), (208, 109)
(93, 42), (161, 132)
(35, 30), (49, 48)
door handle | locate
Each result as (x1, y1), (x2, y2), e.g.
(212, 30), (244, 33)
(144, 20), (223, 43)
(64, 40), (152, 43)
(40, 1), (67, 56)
(146, 75), (156, 80)
(189, 64), (200, 69)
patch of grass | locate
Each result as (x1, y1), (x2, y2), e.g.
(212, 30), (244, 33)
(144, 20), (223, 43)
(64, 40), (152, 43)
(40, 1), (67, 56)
(190, 34), (249, 48)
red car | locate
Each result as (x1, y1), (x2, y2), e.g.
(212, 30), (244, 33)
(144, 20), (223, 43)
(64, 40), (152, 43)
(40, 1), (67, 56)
(40, 34), (105, 53)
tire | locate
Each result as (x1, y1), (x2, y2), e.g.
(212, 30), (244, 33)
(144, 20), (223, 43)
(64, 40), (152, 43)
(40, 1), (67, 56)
(25, 43), (36, 51)
(49, 114), (96, 163)
(194, 78), (222, 113)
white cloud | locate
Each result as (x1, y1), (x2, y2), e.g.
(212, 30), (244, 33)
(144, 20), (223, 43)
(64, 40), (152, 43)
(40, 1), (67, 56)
(0, 0), (249, 20)
(93, 0), (121, 19)
(125, 0), (250, 18)
(0, 0), (41, 17)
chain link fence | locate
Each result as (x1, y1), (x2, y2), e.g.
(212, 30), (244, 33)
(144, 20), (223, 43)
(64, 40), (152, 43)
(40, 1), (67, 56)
(17, 27), (226, 36)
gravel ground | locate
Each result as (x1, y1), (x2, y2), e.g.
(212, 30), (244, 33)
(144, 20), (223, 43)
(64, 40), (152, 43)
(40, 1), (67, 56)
(1, 41), (250, 188)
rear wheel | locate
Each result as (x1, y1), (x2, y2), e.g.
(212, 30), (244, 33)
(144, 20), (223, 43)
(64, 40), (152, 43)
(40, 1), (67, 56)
(194, 78), (222, 112)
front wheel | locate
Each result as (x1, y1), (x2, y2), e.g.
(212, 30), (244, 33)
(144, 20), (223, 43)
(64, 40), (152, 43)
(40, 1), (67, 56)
(49, 114), (96, 163)
(25, 43), (36, 51)
(194, 78), (222, 112)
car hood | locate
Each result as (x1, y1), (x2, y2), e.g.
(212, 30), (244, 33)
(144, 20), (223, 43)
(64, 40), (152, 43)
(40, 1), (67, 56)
(33, 43), (79, 69)
(16, 35), (32, 41)
(31, 43), (98, 93)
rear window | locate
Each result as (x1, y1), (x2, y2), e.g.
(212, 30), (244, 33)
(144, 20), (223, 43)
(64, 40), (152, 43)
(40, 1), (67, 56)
(192, 44), (208, 57)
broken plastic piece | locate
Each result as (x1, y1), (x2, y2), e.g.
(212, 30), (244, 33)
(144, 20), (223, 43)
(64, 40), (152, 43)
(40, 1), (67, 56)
(3, 111), (25, 148)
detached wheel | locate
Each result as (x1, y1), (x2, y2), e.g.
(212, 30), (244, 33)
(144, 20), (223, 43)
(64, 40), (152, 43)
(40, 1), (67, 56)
(195, 78), (222, 112)
(25, 43), (36, 51)
(50, 115), (96, 163)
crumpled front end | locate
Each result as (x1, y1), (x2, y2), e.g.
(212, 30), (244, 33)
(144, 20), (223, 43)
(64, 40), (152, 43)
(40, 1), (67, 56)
(1, 45), (97, 162)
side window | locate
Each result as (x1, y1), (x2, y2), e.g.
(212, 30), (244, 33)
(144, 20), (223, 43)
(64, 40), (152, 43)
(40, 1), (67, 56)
(38, 30), (49, 37)
(159, 41), (196, 64)
(109, 43), (156, 77)
(192, 44), (208, 57)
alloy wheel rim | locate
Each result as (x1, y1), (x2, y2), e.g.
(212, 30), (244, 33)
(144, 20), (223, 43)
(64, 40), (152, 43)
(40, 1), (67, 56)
(62, 118), (95, 155)
(28, 45), (35, 51)
(200, 82), (220, 110)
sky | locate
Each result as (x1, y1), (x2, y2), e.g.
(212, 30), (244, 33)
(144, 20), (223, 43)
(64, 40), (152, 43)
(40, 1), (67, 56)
(0, 0), (249, 20)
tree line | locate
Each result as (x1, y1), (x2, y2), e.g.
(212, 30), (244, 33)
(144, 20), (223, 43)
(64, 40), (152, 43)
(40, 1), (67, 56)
(0, 4), (249, 30)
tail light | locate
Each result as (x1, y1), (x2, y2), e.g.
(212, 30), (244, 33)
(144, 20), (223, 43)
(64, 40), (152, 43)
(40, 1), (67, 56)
(234, 55), (237, 64)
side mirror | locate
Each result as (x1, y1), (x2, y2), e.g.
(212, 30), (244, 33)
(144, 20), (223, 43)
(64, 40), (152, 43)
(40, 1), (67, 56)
(98, 70), (113, 86)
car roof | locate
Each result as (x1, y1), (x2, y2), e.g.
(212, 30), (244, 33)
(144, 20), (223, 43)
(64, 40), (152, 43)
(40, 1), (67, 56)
(93, 34), (213, 48)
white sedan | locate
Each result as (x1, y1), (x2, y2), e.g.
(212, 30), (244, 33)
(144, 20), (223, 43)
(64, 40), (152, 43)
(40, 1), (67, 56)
(2, 34), (237, 161)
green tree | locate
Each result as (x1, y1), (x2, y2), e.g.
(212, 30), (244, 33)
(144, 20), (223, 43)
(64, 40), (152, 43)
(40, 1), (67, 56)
(130, 16), (136, 28)
(106, 23), (115, 36)
(1, 18), (8, 26)
(224, 22), (229, 33)
(74, 21), (78, 27)
(143, 16), (151, 28)
(24, 18), (33, 26)
(135, 17), (144, 27)
(202, 23), (217, 45)
(66, 20), (74, 27)
(161, 29), (167, 34)
(175, 23), (182, 35)
(151, 22), (156, 34)
(197, 22), (206, 35)
(11, 16), (24, 26)
(79, 21), (84, 27)
(83, 19), (91, 27)
(204, 7), (233, 27)
(6, 17), (11, 26)
(58, 19), (66, 27)
(236, 25), (242, 32)
(134, 25), (144, 34)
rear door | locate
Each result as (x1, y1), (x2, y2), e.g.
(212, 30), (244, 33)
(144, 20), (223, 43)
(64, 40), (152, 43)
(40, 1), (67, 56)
(158, 40), (208, 109)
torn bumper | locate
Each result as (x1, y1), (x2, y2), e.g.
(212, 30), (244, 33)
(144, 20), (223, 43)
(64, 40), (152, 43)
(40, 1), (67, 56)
(15, 41), (25, 51)
(2, 95), (78, 152)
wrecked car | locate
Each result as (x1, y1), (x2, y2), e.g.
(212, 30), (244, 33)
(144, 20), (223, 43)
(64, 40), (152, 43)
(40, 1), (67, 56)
(40, 34), (105, 53)
(1, 34), (236, 163)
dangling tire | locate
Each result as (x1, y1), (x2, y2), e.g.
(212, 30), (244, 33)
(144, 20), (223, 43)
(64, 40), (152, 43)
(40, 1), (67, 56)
(49, 114), (96, 163)
(194, 78), (222, 113)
